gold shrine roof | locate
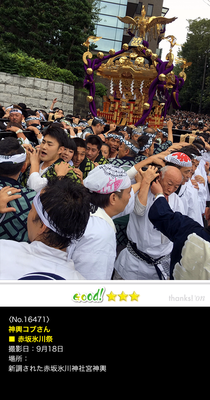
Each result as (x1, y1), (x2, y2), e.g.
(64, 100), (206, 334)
(96, 52), (158, 81)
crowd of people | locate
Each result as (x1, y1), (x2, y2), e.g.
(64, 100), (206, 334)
(1, 99), (210, 280)
(165, 110), (210, 133)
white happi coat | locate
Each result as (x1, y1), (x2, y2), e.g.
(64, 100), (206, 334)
(191, 172), (207, 214)
(0, 240), (84, 280)
(115, 190), (185, 280)
(68, 189), (135, 280)
(178, 180), (204, 226)
(195, 157), (210, 201)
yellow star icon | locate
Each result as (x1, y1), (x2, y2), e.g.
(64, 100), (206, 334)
(129, 291), (140, 301)
(106, 291), (117, 301)
(118, 291), (128, 301)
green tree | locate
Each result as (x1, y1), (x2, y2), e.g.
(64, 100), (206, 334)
(95, 82), (107, 97)
(174, 18), (210, 113)
(0, 0), (99, 79)
(0, 49), (77, 84)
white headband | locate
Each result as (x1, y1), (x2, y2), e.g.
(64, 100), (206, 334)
(26, 116), (40, 122)
(192, 154), (202, 162)
(123, 139), (139, 154)
(10, 109), (22, 115)
(132, 128), (143, 136)
(33, 192), (71, 238)
(107, 133), (123, 143)
(94, 117), (106, 125)
(37, 111), (47, 121)
(200, 149), (206, 155)
(143, 132), (156, 139)
(83, 164), (131, 194)
(139, 137), (153, 152)
(157, 128), (168, 138)
(0, 151), (26, 164)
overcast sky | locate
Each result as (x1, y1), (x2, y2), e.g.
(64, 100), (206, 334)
(161, 0), (210, 61)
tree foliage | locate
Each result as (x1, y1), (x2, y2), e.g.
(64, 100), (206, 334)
(0, 48), (77, 84)
(95, 82), (107, 97)
(0, 0), (99, 79)
(78, 82), (107, 97)
(174, 18), (210, 113)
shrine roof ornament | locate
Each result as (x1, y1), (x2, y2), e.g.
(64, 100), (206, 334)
(118, 5), (177, 42)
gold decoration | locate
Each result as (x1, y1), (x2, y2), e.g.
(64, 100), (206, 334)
(166, 50), (174, 67)
(96, 51), (158, 81)
(163, 36), (181, 67)
(97, 52), (104, 59)
(145, 49), (152, 57)
(135, 57), (144, 66)
(175, 58), (192, 69)
(175, 57), (191, 67)
(87, 96), (93, 103)
(137, 44), (145, 52)
(87, 68), (93, 75)
(143, 103), (150, 110)
(163, 35), (180, 49)
(109, 49), (116, 56)
(159, 74), (166, 81)
(83, 36), (102, 50)
(176, 57), (192, 82)
(151, 53), (158, 61)
(179, 71), (187, 81)
(118, 5), (177, 40)
(122, 43), (129, 51)
(83, 51), (92, 66)
(130, 53), (138, 59)
(83, 36), (102, 65)
(119, 56), (128, 64)
(173, 92), (179, 106)
(165, 71), (176, 88)
(131, 37), (143, 47)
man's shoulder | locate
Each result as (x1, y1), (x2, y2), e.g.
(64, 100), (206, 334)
(81, 127), (94, 138)
(153, 140), (172, 154)
(110, 157), (122, 165)
(84, 157), (95, 169)
(83, 126), (93, 133)
(134, 154), (147, 163)
(44, 159), (81, 183)
(0, 239), (29, 257)
(81, 213), (116, 243)
(8, 186), (36, 215)
(169, 191), (185, 212)
(19, 185), (37, 198)
(0, 177), (20, 187)
(0, 177), (36, 197)
(151, 192), (185, 214)
(95, 153), (109, 165)
(111, 157), (135, 170)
